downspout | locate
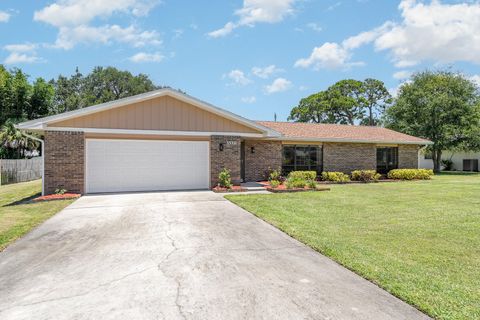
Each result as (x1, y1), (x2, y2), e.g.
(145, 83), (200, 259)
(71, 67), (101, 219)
(21, 132), (45, 196)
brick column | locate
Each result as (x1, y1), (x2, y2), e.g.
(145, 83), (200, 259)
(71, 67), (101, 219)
(44, 131), (85, 194)
(244, 140), (282, 181)
(398, 145), (420, 169)
(210, 136), (241, 187)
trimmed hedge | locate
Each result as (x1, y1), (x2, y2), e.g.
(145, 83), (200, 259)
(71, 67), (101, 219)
(286, 177), (307, 189)
(288, 171), (317, 181)
(321, 171), (350, 182)
(351, 170), (381, 182)
(387, 169), (434, 180)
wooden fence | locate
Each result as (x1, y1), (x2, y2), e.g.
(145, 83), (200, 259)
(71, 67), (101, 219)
(0, 157), (42, 185)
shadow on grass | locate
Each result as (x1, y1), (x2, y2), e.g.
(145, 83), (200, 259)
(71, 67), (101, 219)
(2, 193), (41, 207)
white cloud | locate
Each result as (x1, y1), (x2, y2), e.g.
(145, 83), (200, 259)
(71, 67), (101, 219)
(264, 77), (292, 94)
(129, 52), (164, 63)
(34, 0), (158, 27)
(4, 53), (40, 64)
(306, 22), (322, 32)
(251, 65), (283, 79)
(34, 0), (161, 49)
(208, 22), (236, 38)
(297, 0), (480, 70)
(241, 96), (256, 103)
(52, 24), (161, 50)
(4, 44), (37, 52)
(393, 70), (411, 80)
(208, 0), (296, 38)
(3, 43), (41, 64)
(294, 42), (363, 70)
(224, 69), (252, 86)
(0, 10), (10, 22)
(373, 0), (480, 67)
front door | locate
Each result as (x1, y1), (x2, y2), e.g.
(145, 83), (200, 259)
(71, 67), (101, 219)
(240, 141), (245, 182)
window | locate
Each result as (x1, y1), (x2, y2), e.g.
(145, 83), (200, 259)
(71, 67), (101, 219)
(376, 147), (398, 174)
(282, 145), (323, 175)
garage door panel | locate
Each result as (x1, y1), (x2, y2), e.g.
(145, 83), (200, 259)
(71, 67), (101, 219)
(86, 139), (209, 193)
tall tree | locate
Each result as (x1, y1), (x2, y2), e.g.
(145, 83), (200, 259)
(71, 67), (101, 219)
(288, 91), (337, 123)
(82, 66), (157, 105)
(289, 78), (390, 125)
(327, 79), (365, 125)
(27, 78), (55, 119)
(386, 70), (480, 173)
(361, 78), (392, 126)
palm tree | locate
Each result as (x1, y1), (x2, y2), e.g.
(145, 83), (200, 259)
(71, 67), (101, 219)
(0, 119), (39, 159)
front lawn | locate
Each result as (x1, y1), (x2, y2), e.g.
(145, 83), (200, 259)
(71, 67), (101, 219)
(226, 173), (480, 320)
(0, 180), (75, 251)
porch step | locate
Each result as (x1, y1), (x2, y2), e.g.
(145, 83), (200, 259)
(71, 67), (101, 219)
(241, 182), (267, 192)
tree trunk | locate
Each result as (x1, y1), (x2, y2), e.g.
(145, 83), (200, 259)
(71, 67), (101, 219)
(433, 149), (442, 173)
(369, 106), (374, 126)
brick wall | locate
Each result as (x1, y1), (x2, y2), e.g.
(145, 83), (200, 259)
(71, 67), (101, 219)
(323, 142), (376, 173)
(398, 145), (420, 169)
(244, 140), (282, 181)
(44, 131), (85, 194)
(210, 136), (241, 186)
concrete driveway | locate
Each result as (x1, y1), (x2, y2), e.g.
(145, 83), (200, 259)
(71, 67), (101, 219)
(0, 191), (428, 320)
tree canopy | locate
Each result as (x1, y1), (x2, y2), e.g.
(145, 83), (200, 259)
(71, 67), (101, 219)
(386, 70), (480, 172)
(289, 78), (391, 125)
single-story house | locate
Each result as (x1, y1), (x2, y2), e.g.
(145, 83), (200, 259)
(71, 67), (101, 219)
(419, 150), (479, 171)
(17, 88), (431, 194)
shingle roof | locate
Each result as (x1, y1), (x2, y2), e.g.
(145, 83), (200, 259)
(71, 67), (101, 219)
(256, 121), (431, 145)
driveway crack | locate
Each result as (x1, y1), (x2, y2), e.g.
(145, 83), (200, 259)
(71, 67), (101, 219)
(157, 215), (188, 320)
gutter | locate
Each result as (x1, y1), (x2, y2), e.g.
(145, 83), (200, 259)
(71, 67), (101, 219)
(266, 136), (433, 145)
(20, 132), (45, 196)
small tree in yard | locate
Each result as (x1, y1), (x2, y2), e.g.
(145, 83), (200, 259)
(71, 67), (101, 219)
(218, 168), (232, 189)
(386, 70), (480, 173)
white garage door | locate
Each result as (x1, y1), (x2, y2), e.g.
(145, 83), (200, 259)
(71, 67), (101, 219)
(86, 139), (209, 193)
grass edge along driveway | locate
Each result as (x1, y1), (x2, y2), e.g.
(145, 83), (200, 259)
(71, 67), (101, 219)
(0, 180), (75, 251)
(226, 173), (480, 320)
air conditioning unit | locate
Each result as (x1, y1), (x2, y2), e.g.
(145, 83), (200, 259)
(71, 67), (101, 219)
(463, 159), (479, 172)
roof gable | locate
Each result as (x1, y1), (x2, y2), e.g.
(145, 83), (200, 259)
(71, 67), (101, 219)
(49, 95), (261, 134)
(17, 89), (278, 136)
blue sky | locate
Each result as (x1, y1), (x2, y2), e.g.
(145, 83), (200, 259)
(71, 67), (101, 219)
(1, 0), (480, 121)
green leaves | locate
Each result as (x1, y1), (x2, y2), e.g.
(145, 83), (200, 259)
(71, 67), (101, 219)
(289, 78), (391, 126)
(386, 70), (480, 171)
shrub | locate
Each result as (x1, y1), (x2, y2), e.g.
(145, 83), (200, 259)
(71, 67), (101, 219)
(441, 159), (453, 171)
(285, 177), (307, 189)
(351, 170), (381, 182)
(218, 168), (233, 188)
(55, 188), (67, 195)
(387, 169), (434, 180)
(321, 171), (350, 183)
(269, 180), (280, 188)
(268, 168), (282, 181)
(288, 171), (317, 181)
(307, 179), (317, 189)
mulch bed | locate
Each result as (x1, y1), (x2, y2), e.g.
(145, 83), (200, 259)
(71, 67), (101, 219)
(266, 186), (330, 193)
(212, 186), (247, 193)
(258, 182), (330, 193)
(33, 193), (81, 202)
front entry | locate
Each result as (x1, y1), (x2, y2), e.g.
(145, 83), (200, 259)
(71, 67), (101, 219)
(240, 141), (246, 182)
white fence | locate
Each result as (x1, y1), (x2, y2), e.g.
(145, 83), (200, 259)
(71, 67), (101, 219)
(0, 157), (42, 185)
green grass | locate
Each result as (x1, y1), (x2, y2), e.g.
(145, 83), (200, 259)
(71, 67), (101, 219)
(0, 180), (75, 251)
(226, 173), (480, 320)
